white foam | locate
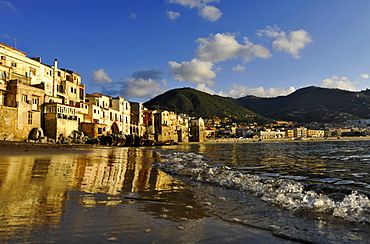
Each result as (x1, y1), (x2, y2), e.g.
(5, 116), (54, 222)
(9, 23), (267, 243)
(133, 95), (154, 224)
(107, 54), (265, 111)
(156, 151), (370, 223)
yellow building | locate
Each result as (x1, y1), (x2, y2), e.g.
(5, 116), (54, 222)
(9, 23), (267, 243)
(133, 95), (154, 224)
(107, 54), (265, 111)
(307, 129), (325, 138)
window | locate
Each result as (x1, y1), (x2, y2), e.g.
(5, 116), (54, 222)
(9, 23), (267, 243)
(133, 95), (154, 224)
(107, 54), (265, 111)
(32, 97), (39, 105)
(30, 68), (36, 76)
(22, 95), (27, 103)
(11, 62), (17, 67)
(28, 112), (32, 124)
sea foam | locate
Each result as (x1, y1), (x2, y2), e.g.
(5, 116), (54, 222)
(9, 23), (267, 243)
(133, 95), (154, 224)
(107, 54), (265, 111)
(156, 151), (370, 223)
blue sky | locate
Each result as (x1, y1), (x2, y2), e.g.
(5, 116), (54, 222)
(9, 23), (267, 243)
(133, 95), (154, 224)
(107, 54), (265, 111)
(2, 0), (370, 102)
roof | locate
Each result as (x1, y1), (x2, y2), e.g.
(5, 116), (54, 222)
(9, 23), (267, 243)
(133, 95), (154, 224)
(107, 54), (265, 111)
(0, 42), (27, 56)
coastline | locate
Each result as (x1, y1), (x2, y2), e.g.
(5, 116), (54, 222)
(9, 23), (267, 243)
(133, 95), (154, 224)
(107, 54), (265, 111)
(193, 136), (370, 144)
(0, 135), (369, 154)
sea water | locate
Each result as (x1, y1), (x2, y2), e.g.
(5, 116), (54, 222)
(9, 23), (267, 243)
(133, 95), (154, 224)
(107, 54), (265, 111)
(155, 140), (370, 243)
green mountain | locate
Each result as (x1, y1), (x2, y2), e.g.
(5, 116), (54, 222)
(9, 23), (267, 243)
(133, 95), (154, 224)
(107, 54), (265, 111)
(144, 86), (370, 124)
(143, 88), (269, 124)
(233, 86), (370, 123)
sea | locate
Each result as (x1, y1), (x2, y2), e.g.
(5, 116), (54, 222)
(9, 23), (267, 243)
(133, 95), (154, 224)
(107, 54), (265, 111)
(1, 139), (370, 243)
(156, 139), (370, 243)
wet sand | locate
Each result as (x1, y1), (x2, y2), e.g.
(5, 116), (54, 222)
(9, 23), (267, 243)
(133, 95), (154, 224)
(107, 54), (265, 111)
(0, 141), (295, 243)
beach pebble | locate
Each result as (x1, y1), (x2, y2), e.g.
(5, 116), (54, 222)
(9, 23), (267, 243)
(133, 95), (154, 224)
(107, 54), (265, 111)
(107, 237), (118, 242)
(144, 228), (152, 233)
(185, 205), (193, 209)
(231, 218), (241, 223)
(177, 225), (185, 230)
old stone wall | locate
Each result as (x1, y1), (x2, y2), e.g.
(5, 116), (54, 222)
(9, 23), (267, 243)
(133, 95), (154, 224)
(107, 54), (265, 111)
(0, 106), (20, 140)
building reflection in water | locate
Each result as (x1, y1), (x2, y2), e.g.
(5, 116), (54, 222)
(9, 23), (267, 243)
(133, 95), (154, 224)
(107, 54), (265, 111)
(0, 147), (186, 241)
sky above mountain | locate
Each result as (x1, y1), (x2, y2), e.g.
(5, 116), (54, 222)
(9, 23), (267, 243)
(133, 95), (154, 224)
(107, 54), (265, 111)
(2, 0), (370, 102)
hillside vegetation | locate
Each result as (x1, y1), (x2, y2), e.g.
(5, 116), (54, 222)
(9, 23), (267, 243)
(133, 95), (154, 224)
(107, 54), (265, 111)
(143, 88), (269, 123)
(233, 86), (370, 123)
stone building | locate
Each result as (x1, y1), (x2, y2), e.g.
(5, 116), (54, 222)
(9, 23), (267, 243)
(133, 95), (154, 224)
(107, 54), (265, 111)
(130, 102), (145, 136)
(142, 109), (157, 140)
(81, 93), (131, 138)
(154, 110), (186, 143)
(189, 117), (205, 142)
(0, 43), (45, 140)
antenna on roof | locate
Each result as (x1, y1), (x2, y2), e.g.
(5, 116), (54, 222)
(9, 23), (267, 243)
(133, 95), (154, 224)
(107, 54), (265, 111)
(14, 38), (19, 49)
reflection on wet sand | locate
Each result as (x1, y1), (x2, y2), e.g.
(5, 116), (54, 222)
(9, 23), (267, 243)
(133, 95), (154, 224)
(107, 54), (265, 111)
(0, 148), (189, 241)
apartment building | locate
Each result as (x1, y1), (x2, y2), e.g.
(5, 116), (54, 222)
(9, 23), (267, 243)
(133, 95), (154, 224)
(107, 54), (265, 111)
(0, 43), (45, 140)
(142, 109), (157, 140)
(81, 93), (131, 138)
(130, 102), (145, 136)
(154, 111), (190, 143)
(190, 117), (205, 142)
(307, 129), (325, 138)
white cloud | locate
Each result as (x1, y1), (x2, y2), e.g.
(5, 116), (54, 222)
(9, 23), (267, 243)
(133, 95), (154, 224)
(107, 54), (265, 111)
(166, 0), (222, 21)
(200, 5), (222, 21)
(166, 10), (181, 20)
(116, 78), (166, 100)
(196, 33), (271, 63)
(194, 84), (295, 98)
(226, 85), (296, 98)
(88, 69), (166, 101)
(88, 69), (113, 83)
(166, 0), (219, 9)
(361, 74), (370, 79)
(168, 58), (216, 85)
(195, 83), (217, 94)
(0, 0), (16, 10)
(232, 65), (245, 72)
(130, 13), (137, 19)
(258, 25), (312, 59)
(321, 75), (356, 91)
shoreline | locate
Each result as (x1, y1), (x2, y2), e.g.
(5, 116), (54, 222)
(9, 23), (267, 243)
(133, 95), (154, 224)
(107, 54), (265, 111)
(0, 135), (369, 155)
(193, 136), (370, 144)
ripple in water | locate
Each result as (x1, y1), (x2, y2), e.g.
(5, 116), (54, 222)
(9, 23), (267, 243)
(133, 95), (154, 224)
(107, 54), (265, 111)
(156, 151), (370, 224)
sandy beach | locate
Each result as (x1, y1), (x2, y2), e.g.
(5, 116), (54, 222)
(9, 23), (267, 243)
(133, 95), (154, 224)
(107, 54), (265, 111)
(0, 140), (298, 243)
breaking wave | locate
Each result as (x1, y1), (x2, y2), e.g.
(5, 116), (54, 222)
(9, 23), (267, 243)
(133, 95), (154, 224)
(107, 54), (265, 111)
(155, 151), (370, 223)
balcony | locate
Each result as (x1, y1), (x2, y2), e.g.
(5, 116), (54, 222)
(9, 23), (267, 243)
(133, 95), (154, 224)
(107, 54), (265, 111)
(10, 73), (31, 85)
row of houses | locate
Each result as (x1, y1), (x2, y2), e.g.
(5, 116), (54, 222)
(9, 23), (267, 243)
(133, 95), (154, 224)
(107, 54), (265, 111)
(0, 42), (205, 143)
(207, 122), (368, 140)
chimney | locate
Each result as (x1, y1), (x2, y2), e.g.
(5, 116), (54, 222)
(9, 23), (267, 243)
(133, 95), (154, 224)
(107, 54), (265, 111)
(54, 58), (58, 70)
